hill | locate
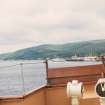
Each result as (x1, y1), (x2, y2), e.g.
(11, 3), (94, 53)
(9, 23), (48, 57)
(0, 39), (105, 60)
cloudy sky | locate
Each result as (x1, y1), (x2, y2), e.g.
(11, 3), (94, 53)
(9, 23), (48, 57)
(0, 0), (105, 53)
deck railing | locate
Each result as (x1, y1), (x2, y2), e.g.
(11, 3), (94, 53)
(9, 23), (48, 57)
(0, 61), (47, 97)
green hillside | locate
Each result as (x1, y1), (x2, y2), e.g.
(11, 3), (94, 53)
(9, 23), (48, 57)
(0, 39), (105, 60)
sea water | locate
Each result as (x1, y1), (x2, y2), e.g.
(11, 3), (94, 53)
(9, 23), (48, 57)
(0, 60), (101, 96)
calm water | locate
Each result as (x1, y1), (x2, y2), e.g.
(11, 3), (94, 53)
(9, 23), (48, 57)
(0, 60), (101, 96)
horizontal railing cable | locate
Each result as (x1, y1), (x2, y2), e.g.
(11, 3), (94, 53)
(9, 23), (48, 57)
(0, 61), (45, 69)
(0, 64), (19, 69)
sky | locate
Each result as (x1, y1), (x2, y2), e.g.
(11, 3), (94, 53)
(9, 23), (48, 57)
(0, 0), (105, 53)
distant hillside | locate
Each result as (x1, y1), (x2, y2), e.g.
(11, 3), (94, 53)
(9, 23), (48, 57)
(0, 39), (105, 60)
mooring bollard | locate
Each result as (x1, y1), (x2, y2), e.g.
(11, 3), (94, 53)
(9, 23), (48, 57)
(67, 80), (84, 105)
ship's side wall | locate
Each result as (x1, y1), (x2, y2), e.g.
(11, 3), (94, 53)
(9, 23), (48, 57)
(48, 64), (103, 85)
(0, 87), (46, 105)
(0, 84), (100, 105)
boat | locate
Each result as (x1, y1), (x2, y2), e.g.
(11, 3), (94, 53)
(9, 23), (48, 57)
(66, 55), (84, 61)
(0, 57), (105, 105)
(66, 55), (100, 61)
(84, 56), (99, 61)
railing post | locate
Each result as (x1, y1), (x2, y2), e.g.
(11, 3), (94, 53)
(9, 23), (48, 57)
(20, 63), (25, 96)
(100, 56), (105, 78)
(45, 59), (48, 85)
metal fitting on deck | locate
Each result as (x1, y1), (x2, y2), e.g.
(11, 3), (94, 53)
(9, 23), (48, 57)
(95, 78), (105, 105)
(67, 80), (84, 105)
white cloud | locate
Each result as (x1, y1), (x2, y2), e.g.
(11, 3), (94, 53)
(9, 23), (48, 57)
(0, 0), (105, 53)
